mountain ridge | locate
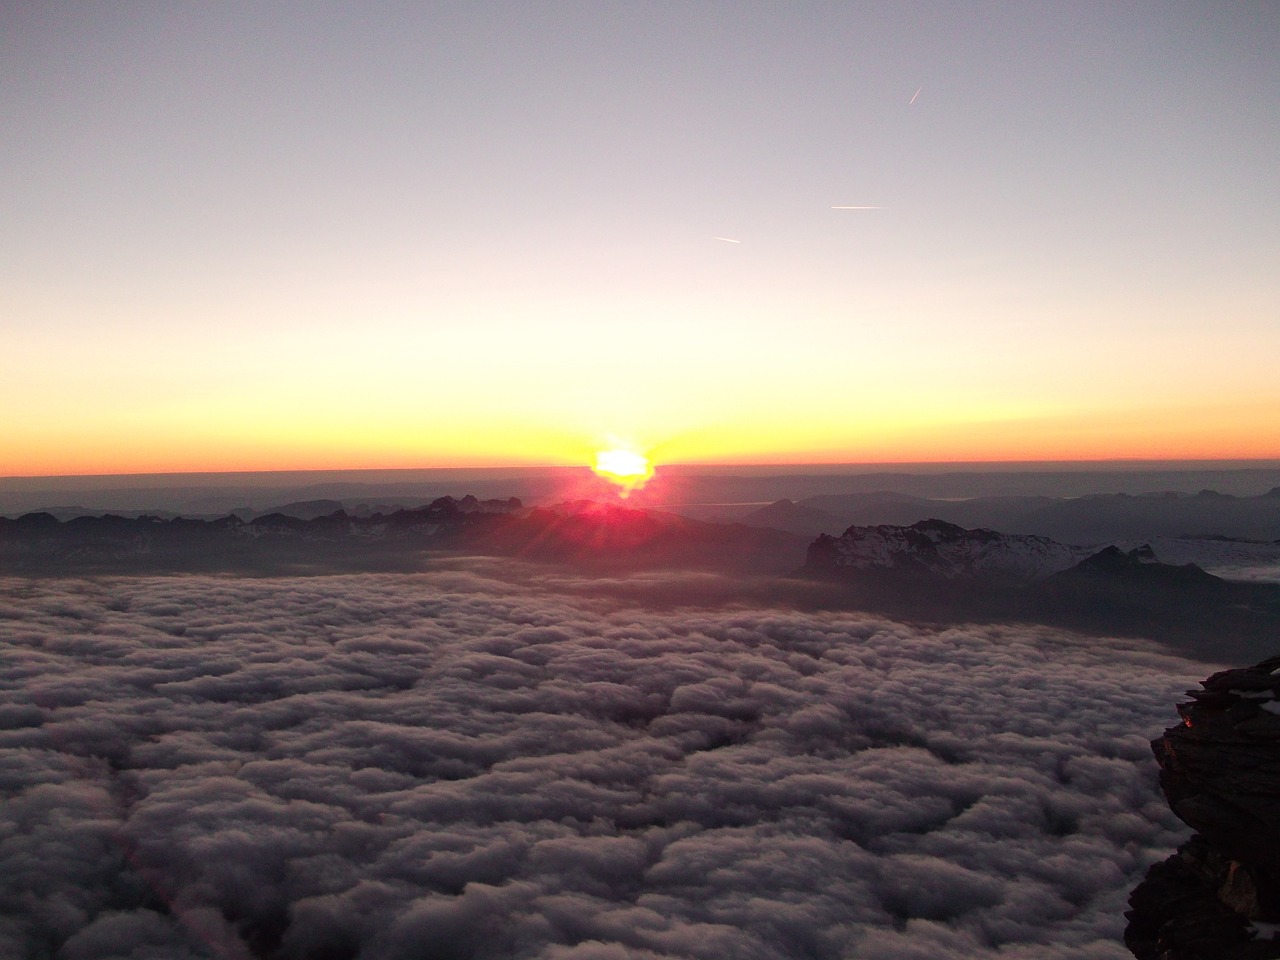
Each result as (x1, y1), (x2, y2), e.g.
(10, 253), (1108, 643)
(803, 519), (1280, 662)
(737, 489), (1280, 543)
(0, 496), (809, 577)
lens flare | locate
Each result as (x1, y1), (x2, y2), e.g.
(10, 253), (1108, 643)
(591, 448), (654, 496)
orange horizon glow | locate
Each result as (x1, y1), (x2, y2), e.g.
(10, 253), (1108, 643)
(4, 398), (1280, 480)
(6, 443), (1280, 481)
(5, 429), (1280, 479)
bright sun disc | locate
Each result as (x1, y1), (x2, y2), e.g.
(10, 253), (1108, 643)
(592, 448), (654, 495)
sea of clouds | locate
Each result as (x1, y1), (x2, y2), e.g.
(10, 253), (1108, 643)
(0, 563), (1206, 959)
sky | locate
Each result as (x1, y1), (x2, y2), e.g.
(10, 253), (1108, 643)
(0, 566), (1200, 958)
(3, 1), (1279, 476)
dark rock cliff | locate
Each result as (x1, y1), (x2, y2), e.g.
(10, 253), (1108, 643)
(1126, 655), (1280, 959)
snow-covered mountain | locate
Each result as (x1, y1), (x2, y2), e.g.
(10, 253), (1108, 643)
(804, 517), (1280, 586)
(802, 519), (1280, 661)
(807, 518), (1098, 583)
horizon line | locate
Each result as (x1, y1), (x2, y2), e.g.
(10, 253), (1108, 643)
(6, 456), (1280, 484)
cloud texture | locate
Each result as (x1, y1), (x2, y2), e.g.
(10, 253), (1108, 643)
(0, 567), (1202, 959)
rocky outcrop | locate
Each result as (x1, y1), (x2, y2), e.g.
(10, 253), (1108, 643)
(1126, 656), (1280, 958)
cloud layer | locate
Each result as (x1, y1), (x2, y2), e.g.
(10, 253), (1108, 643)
(0, 568), (1203, 959)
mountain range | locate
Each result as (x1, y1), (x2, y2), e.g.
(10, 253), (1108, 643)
(804, 519), (1280, 663)
(0, 496), (807, 577)
(734, 488), (1280, 543)
(5, 498), (1280, 662)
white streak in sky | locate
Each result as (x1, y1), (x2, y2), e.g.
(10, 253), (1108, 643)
(714, 237), (742, 243)
(831, 206), (885, 210)
(910, 86), (922, 105)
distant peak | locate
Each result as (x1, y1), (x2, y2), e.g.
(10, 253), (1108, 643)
(911, 518), (967, 536)
(1193, 489), (1232, 500)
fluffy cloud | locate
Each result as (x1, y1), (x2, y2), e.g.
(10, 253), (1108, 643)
(0, 567), (1204, 959)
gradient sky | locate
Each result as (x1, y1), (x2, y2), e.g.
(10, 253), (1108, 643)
(4, 1), (1278, 476)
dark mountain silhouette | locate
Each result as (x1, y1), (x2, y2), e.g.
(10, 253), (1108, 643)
(736, 489), (1280, 543)
(0, 497), (808, 576)
(1, 497), (514, 575)
(251, 499), (346, 520)
(737, 498), (852, 536)
(6, 503), (1279, 659)
(803, 520), (1280, 662)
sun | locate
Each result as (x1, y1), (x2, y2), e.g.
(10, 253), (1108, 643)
(591, 447), (655, 496)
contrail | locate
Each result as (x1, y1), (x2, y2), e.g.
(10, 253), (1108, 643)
(831, 206), (884, 210)
(714, 237), (742, 243)
(910, 86), (921, 105)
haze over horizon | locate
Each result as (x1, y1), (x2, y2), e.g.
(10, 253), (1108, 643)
(4, 2), (1279, 477)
